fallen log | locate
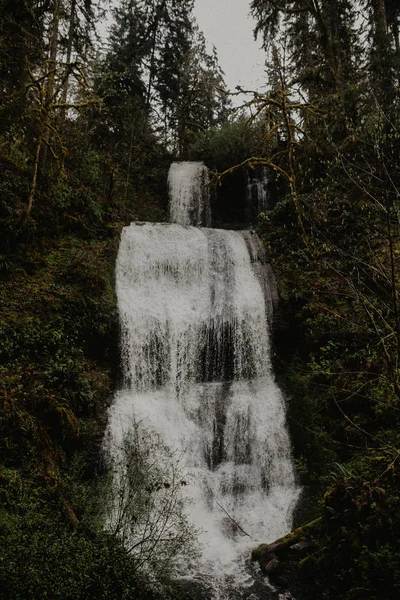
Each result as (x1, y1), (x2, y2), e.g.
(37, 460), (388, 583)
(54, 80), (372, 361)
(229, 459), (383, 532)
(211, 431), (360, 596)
(251, 517), (321, 581)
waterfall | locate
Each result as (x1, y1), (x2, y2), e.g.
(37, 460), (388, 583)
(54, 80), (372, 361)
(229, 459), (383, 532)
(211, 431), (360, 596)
(107, 162), (299, 598)
(246, 167), (269, 219)
(168, 161), (211, 227)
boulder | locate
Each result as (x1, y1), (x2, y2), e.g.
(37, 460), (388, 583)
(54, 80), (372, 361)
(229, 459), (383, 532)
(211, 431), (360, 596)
(264, 558), (282, 575)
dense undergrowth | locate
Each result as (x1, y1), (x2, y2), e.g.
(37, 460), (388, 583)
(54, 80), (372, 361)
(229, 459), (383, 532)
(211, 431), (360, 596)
(0, 125), (173, 598)
(257, 132), (400, 599)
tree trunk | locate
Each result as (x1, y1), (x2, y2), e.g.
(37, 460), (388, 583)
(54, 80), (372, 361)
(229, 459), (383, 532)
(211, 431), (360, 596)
(60, 0), (77, 121)
(392, 18), (400, 84)
(41, 0), (61, 169)
(310, 0), (340, 92)
(146, 0), (167, 108)
(18, 132), (43, 228)
(373, 0), (388, 36)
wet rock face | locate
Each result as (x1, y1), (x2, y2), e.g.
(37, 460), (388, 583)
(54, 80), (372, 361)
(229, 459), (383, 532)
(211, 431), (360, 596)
(212, 169), (248, 226)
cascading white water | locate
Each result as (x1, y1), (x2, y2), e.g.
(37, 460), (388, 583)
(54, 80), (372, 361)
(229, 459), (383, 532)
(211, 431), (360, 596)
(246, 167), (269, 216)
(168, 161), (211, 227)
(107, 162), (299, 598)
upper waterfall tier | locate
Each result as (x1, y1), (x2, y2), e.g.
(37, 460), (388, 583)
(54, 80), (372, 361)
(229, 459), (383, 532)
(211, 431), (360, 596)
(168, 161), (211, 227)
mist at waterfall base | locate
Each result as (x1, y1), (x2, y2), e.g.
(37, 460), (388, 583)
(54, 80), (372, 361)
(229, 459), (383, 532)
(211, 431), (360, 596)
(106, 162), (300, 598)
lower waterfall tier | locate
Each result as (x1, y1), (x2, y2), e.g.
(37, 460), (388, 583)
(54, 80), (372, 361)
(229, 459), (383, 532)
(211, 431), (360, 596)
(109, 379), (298, 548)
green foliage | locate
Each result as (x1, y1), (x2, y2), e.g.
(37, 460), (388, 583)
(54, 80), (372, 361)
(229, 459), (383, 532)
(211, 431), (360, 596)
(0, 472), (158, 600)
(0, 0), (45, 128)
(297, 459), (400, 599)
(244, 5), (400, 596)
(0, 237), (118, 483)
(190, 118), (267, 171)
(156, 26), (231, 156)
(105, 422), (199, 582)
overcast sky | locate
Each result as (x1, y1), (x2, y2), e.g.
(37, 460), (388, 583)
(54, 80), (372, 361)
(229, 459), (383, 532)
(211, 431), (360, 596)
(193, 0), (267, 94)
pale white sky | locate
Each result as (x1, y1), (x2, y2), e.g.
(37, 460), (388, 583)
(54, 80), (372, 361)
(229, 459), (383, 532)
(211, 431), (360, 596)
(193, 0), (267, 94)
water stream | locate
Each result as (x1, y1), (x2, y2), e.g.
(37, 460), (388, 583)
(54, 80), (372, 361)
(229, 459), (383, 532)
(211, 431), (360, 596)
(106, 162), (300, 598)
(246, 167), (269, 217)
